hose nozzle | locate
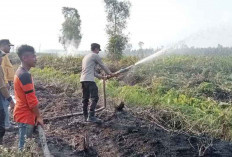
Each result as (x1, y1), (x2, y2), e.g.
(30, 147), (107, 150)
(114, 65), (134, 75)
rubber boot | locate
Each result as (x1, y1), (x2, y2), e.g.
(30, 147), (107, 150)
(87, 111), (102, 124)
(83, 111), (88, 122)
(83, 104), (88, 122)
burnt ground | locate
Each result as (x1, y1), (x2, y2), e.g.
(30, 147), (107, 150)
(4, 82), (232, 157)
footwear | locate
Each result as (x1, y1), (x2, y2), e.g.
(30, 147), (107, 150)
(84, 116), (88, 122)
(87, 111), (102, 123)
(87, 116), (102, 123)
(83, 104), (88, 122)
(83, 110), (88, 122)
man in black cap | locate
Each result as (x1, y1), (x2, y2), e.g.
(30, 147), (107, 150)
(0, 39), (15, 130)
(0, 39), (14, 46)
(80, 43), (116, 123)
(0, 51), (15, 145)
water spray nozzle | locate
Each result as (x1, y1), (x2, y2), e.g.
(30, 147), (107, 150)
(114, 65), (134, 75)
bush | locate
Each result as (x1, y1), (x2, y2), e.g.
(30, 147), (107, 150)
(30, 54), (232, 140)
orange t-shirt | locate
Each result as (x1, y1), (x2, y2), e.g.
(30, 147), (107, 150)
(13, 66), (39, 125)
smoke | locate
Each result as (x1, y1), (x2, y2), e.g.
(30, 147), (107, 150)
(64, 38), (81, 56)
(173, 23), (232, 48)
(133, 24), (232, 66)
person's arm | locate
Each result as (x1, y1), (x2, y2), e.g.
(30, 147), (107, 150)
(31, 106), (44, 128)
(0, 69), (14, 109)
(94, 67), (112, 80)
(94, 71), (103, 79)
(5, 55), (14, 82)
(19, 73), (43, 126)
(0, 87), (13, 101)
(1, 56), (8, 84)
(95, 55), (112, 75)
(0, 82), (11, 99)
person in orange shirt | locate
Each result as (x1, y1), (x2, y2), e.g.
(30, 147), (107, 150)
(13, 45), (44, 150)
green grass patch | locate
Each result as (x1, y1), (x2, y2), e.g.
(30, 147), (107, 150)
(30, 54), (232, 140)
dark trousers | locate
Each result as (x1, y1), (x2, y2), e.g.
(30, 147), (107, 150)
(0, 93), (5, 143)
(0, 109), (5, 143)
(81, 82), (99, 116)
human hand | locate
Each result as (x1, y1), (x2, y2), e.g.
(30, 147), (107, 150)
(36, 116), (44, 128)
(102, 75), (112, 80)
(111, 73), (119, 77)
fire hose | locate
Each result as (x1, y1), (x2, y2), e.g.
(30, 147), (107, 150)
(38, 125), (51, 157)
(12, 96), (52, 156)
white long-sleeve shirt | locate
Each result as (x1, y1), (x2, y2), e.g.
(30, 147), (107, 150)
(80, 53), (112, 82)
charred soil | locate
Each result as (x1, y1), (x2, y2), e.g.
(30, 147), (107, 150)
(4, 83), (232, 157)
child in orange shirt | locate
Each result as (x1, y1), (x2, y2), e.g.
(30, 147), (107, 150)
(13, 45), (44, 150)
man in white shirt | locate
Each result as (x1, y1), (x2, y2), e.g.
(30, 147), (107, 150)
(80, 43), (116, 123)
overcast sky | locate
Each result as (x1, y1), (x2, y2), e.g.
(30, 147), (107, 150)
(0, 0), (232, 52)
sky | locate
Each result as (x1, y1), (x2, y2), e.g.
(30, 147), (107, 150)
(0, 0), (232, 52)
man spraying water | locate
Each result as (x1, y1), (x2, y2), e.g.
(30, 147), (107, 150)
(80, 43), (117, 123)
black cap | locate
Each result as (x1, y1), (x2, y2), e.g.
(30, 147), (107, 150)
(91, 43), (101, 51)
(0, 39), (14, 46)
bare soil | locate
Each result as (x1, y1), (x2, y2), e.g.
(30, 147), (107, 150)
(4, 82), (232, 157)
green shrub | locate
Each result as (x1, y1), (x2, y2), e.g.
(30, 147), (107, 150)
(30, 54), (232, 140)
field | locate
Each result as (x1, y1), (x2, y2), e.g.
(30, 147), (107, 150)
(31, 54), (232, 139)
(3, 52), (232, 156)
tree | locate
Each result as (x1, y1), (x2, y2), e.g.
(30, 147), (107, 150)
(138, 41), (144, 49)
(104, 0), (131, 60)
(59, 7), (82, 50)
(125, 43), (132, 51)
